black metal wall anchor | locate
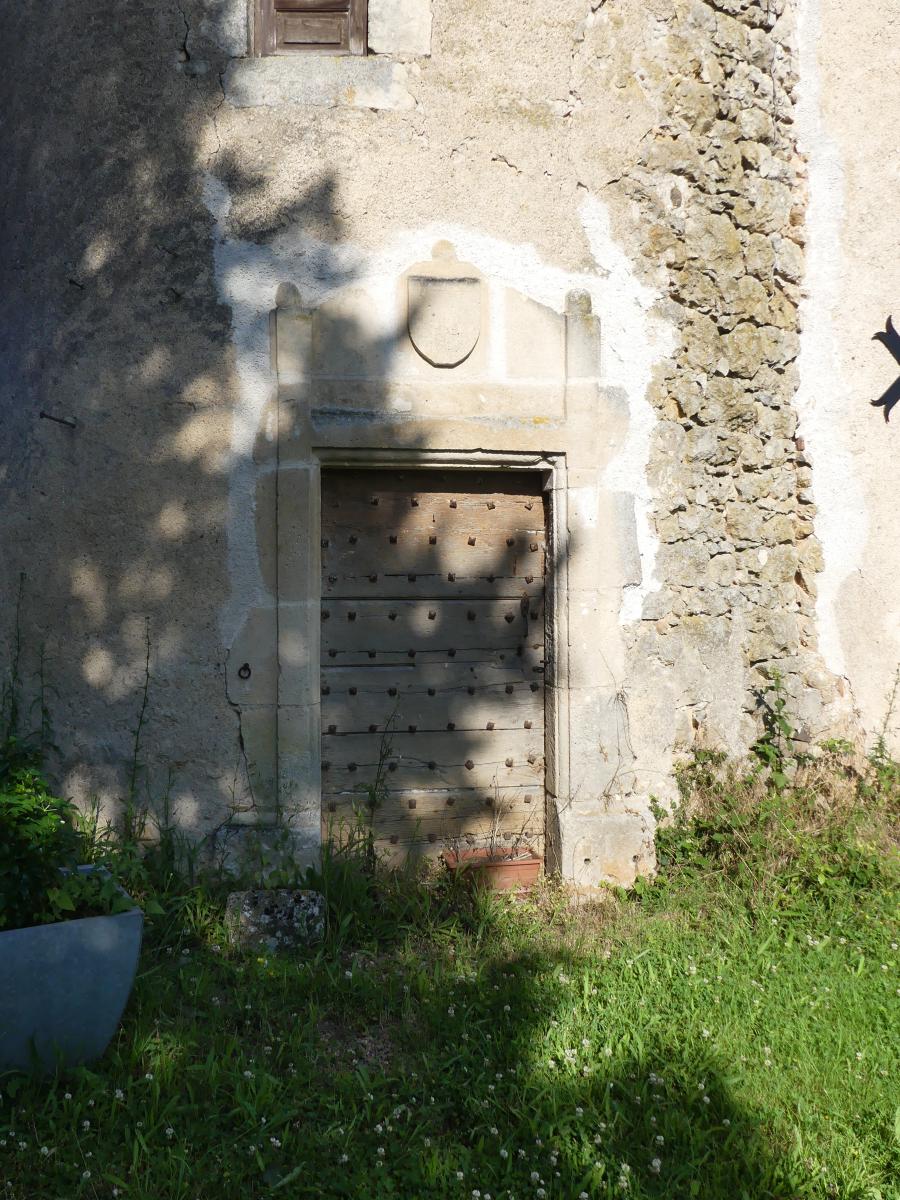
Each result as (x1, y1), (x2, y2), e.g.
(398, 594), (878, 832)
(39, 410), (77, 429)
(872, 315), (900, 423)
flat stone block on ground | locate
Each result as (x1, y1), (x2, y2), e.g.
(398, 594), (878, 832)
(225, 888), (326, 952)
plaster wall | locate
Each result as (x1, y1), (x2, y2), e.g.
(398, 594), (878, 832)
(795, 0), (900, 753)
(1, 0), (895, 887)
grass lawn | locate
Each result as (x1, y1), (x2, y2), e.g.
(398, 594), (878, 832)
(1, 760), (898, 1199)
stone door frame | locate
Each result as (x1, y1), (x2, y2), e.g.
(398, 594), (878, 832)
(227, 279), (645, 883)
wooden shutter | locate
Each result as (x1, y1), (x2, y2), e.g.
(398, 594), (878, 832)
(257, 0), (367, 56)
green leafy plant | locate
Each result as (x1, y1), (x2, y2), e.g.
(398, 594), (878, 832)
(751, 669), (795, 790)
(0, 757), (135, 931)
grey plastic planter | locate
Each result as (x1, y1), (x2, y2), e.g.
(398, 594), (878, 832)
(0, 867), (143, 1072)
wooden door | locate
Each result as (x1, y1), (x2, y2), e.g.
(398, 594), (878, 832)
(320, 469), (546, 864)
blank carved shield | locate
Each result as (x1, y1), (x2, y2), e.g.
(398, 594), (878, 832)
(407, 264), (482, 369)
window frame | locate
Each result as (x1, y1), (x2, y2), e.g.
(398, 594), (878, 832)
(254, 0), (367, 57)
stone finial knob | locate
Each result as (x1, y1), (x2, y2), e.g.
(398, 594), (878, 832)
(275, 282), (303, 310)
(566, 289), (593, 316)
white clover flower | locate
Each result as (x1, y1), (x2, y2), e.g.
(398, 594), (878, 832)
(447, 1006), (455, 1017)
(377, 1146), (385, 1157)
(500, 1148), (508, 1159)
(702, 1095), (710, 1105)
(165, 1127), (174, 1139)
(655, 1134), (664, 1145)
(114, 1089), (124, 1101)
(270, 1137), (281, 1148)
(489, 1126), (498, 1136)
(64, 1093), (72, 1100)
(702, 1028), (710, 1039)
(82, 1170), (91, 1180)
(243, 1071), (254, 1079)
(722, 1119), (731, 1127)
(144, 1073), (154, 1081)
(503, 1004), (511, 1013)
(650, 1157), (662, 1174)
(40, 1146), (49, 1156)
(340, 1153), (349, 1164)
(456, 1171), (464, 1180)
(530, 1171), (540, 1183)
(82, 1121), (90, 1131)
(575, 1106), (583, 1116)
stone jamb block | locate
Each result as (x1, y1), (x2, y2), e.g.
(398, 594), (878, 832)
(226, 606), (277, 707)
(367, 0), (432, 57)
(276, 464), (321, 603)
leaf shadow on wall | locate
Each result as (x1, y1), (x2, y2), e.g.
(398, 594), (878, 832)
(0, 0), (576, 869)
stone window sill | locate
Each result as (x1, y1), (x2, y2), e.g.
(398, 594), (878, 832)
(223, 54), (417, 110)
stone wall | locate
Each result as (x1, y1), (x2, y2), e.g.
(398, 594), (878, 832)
(599, 1), (855, 790)
(1, 0), (894, 885)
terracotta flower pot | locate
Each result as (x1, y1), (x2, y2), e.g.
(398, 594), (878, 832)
(443, 848), (542, 892)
